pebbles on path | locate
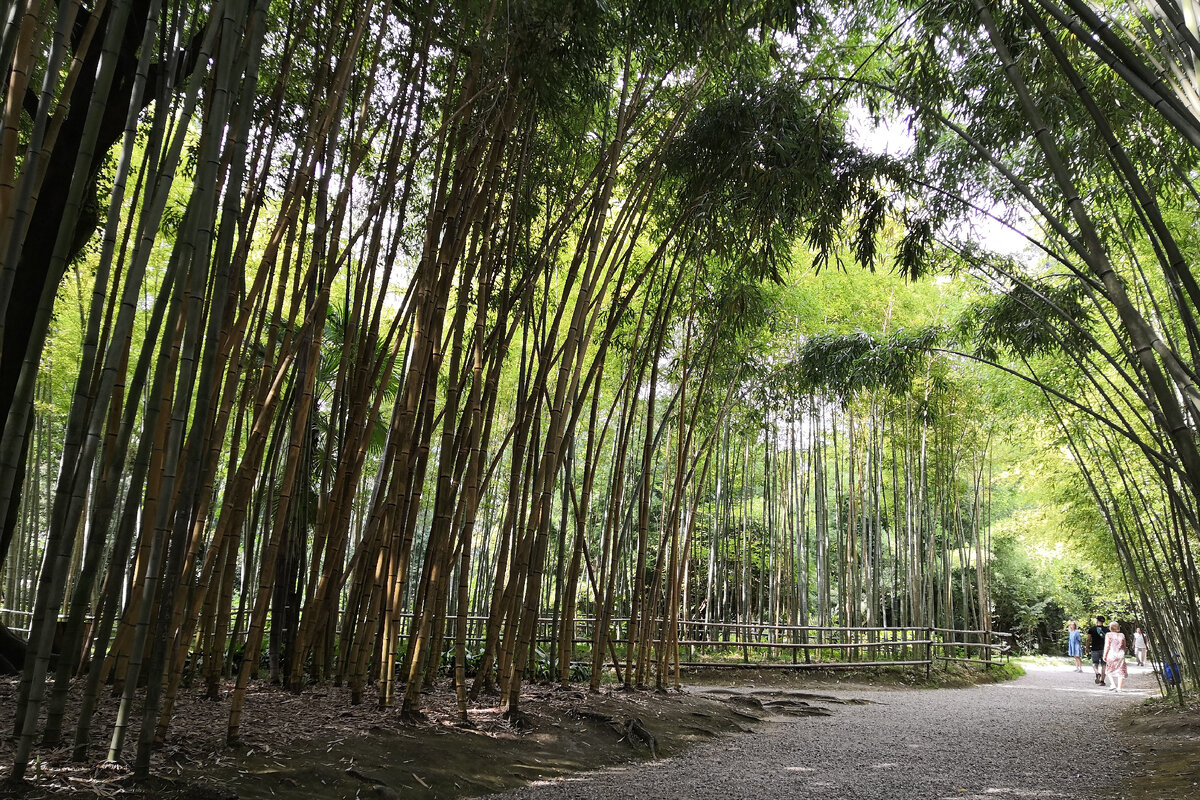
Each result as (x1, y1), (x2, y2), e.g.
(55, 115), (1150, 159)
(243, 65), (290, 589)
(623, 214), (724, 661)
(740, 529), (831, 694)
(481, 662), (1154, 800)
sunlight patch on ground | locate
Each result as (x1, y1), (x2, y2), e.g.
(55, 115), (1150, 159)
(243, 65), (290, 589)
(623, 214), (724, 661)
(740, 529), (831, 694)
(942, 788), (1066, 798)
(996, 683), (1146, 697)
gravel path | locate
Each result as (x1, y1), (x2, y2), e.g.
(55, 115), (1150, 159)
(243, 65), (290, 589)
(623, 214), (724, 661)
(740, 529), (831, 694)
(483, 661), (1154, 800)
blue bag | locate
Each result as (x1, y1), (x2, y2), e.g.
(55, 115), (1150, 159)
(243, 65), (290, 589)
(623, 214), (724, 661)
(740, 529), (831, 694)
(1163, 654), (1183, 686)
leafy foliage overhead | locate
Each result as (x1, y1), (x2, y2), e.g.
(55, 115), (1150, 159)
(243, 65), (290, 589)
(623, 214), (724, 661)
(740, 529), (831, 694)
(787, 327), (943, 398)
(664, 78), (905, 282)
(958, 279), (1096, 363)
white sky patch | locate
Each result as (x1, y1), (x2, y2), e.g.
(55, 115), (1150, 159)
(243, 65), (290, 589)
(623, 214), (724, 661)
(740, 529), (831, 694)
(847, 99), (915, 158)
(955, 207), (1032, 257)
(846, 101), (1036, 259)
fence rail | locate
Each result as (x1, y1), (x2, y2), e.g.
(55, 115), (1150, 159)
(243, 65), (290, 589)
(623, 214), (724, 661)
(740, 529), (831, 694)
(0, 607), (32, 636)
(0, 606), (1009, 673)
(467, 616), (1011, 672)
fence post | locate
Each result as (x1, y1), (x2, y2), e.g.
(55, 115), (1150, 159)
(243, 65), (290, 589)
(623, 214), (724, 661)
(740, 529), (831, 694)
(925, 627), (932, 680)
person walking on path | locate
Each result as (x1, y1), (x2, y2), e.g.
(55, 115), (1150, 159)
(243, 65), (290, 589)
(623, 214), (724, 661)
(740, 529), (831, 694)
(1067, 621), (1084, 672)
(1133, 627), (1148, 666)
(1103, 620), (1128, 692)
(1088, 615), (1108, 685)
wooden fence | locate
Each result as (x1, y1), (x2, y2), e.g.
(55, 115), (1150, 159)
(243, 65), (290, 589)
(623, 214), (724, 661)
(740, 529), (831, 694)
(417, 614), (1012, 673)
(0, 607), (1010, 673)
(0, 607), (31, 636)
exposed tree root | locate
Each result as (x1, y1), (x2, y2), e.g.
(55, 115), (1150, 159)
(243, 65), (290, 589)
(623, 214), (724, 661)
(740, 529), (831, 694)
(570, 708), (658, 758)
(346, 767), (399, 799)
(620, 718), (658, 759)
(502, 708), (536, 730)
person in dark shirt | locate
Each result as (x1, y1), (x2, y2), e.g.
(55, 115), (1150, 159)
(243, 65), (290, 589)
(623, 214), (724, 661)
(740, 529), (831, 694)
(1088, 615), (1108, 685)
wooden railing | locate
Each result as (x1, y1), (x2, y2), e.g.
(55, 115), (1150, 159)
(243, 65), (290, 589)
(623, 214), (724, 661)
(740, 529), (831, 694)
(0, 607), (1010, 673)
(0, 607), (32, 635)
(427, 615), (1012, 672)
(663, 620), (1012, 671)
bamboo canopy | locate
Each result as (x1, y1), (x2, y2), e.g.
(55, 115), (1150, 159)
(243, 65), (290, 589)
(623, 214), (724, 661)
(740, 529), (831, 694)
(1, 0), (1199, 784)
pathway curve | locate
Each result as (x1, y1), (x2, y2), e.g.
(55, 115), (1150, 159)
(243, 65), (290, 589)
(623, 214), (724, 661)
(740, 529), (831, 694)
(482, 661), (1154, 800)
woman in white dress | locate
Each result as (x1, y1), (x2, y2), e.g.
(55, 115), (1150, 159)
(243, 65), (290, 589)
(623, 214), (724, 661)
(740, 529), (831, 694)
(1103, 621), (1128, 692)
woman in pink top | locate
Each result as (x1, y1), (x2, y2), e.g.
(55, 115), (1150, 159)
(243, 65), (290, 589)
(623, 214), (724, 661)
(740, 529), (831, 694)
(1103, 620), (1128, 692)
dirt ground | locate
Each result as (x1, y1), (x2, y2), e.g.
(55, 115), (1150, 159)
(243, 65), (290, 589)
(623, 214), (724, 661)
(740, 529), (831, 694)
(0, 664), (1019, 799)
(1122, 692), (1200, 800)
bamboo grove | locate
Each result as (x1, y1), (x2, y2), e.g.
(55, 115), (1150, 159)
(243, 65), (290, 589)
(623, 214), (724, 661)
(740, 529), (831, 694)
(670, 320), (993, 643)
(0, 0), (972, 781)
(4, 0), (1200, 784)
(875, 0), (1200, 702)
